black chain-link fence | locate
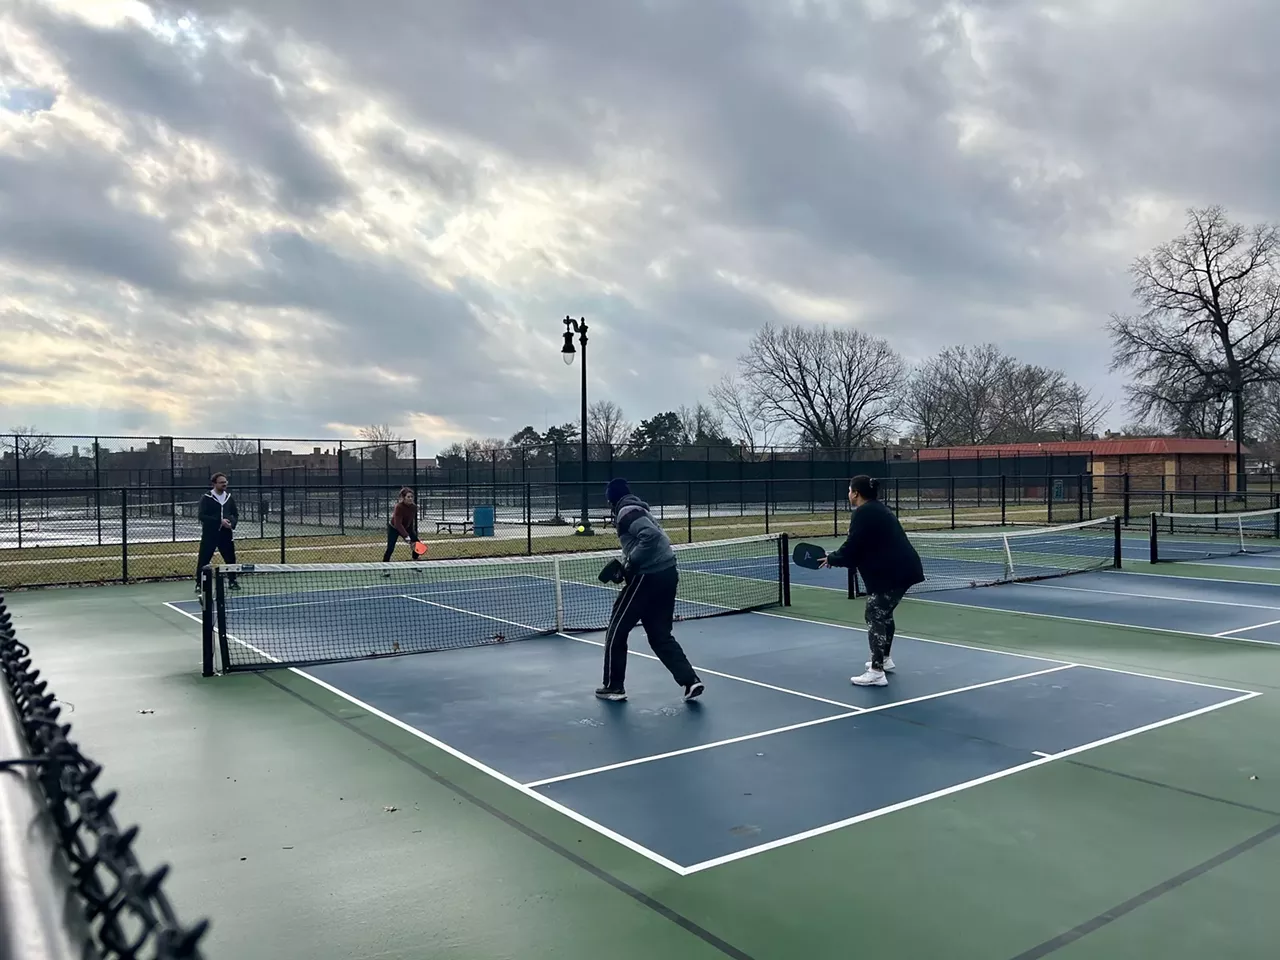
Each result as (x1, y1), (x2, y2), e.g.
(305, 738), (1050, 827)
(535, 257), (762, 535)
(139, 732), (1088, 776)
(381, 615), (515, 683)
(6, 472), (1276, 590)
(0, 592), (210, 958)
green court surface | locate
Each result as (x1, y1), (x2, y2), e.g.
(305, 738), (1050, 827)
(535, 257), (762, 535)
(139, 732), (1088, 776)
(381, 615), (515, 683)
(5, 554), (1279, 960)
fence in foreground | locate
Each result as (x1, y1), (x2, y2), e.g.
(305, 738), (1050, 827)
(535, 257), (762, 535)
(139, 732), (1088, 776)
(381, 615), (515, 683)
(4, 474), (1278, 590)
(0, 591), (210, 957)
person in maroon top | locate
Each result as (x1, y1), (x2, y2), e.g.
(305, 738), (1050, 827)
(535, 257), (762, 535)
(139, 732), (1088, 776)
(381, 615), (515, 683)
(383, 487), (421, 562)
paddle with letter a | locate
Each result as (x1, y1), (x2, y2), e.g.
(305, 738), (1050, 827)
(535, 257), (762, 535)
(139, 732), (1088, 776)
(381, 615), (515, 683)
(792, 541), (828, 570)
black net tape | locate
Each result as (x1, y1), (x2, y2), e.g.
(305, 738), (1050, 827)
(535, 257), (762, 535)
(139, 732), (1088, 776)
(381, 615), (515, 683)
(0, 592), (210, 959)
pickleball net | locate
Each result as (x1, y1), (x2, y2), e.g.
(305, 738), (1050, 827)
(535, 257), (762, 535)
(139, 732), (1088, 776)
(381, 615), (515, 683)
(1149, 507), (1280, 563)
(201, 533), (789, 673)
(850, 516), (1121, 597)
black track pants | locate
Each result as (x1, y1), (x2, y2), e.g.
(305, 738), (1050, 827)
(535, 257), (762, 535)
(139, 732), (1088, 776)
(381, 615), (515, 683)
(602, 566), (698, 689)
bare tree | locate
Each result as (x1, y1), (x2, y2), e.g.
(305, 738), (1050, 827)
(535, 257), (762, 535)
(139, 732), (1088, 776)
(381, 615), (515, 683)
(1109, 205), (1280, 490)
(997, 363), (1069, 441)
(1056, 384), (1113, 440)
(214, 435), (255, 457)
(359, 423), (401, 444)
(900, 360), (952, 446)
(586, 401), (632, 457)
(709, 374), (778, 454)
(737, 323), (904, 449)
(676, 403), (728, 445)
(929, 344), (1015, 445)
(9, 426), (54, 459)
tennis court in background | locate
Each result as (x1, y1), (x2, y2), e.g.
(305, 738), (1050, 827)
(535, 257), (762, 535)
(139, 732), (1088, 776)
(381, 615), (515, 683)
(7, 506), (1280, 959)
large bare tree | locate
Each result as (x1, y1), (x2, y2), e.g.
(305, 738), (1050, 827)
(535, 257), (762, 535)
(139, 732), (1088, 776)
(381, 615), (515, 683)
(927, 344), (1014, 445)
(996, 363), (1071, 441)
(708, 374), (779, 455)
(9, 426), (54, 459)
(214, 435), (255, 457)
(1109, 205), (1280, 490)
(1057, 383), (1113, 441)
(586, 400), (632, 457)
(736, 323), (903, 449)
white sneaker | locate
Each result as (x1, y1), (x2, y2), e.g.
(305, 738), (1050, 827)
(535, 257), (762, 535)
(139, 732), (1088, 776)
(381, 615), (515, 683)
(866, 658), (895, 672)
(852, 669), (888, 687)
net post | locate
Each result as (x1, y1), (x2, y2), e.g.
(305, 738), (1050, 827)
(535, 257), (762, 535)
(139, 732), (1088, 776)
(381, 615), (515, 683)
(120, 487), (129, 584)
(553, 557), (565, 632)
(525, 482), (533, 555)
(1149, 512), (1158, 564)
(778, 533), (791, 607)
(200, 566), (214, 677)
(686, 480), (693, 544)
(833, 479), (839, 536)
(1113, 515), (1122, 569)
(847, 567), (859, 599)
(1001, 534), (1015, 581)
(214, 569), (230, 671)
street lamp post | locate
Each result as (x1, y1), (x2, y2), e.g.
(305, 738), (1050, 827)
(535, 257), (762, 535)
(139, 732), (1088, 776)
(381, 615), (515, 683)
(561, 316), (593, 535)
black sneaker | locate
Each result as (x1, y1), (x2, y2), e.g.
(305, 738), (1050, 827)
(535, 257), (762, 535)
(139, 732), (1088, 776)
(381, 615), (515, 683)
(595, 686), (627, 701)
(683, 681), (705, 702)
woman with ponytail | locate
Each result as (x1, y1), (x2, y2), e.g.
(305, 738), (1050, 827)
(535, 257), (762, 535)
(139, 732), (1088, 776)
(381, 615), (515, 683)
(821, 475), (924, 686)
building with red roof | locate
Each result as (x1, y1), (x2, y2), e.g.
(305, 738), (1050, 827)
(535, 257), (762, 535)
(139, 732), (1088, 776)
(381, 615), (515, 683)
(918, 437), (1245, 493)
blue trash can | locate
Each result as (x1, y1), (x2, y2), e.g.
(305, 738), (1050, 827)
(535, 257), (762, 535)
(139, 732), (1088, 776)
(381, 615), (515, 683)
(473, 505), (495, 537)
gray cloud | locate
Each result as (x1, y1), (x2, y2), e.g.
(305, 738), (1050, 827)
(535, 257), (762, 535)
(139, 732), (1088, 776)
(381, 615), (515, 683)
(3, 0), (1279, 451)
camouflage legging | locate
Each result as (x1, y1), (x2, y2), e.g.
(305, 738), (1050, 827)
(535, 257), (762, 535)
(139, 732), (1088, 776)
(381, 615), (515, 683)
(864, 590), (906, 670)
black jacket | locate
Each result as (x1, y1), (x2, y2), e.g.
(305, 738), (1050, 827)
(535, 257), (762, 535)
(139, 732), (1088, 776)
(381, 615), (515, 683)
(826, 499), (925, 594)
(198, 490), (239, 538)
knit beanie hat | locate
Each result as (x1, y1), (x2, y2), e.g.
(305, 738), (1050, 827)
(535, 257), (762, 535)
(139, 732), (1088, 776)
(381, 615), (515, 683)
(605, 478), (631, 504)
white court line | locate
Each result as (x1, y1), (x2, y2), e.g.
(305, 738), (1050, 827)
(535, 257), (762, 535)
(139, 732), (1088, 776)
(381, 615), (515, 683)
(753, 609), (1268, 689)
(1027, 581), (1280, 612)
(1114, 569), (1280, 590)
(1032, 751), (1052, 758)
(523, 711), (861, 789)
(1214, 618), (1280, 638)
(524, 663), (1076, 789)
(397, 595), (864, 711)
(678, 689), (1263, 875)
(161, 600), (694, 875)
(902, 594), (1280, 650)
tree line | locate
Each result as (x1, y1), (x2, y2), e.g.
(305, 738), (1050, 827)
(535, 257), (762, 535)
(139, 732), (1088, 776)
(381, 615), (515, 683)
(436, 205), (1280, 488)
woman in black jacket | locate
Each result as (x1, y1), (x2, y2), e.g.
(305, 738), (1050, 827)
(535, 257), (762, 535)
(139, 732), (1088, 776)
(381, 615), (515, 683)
(821, 475), (924, 686)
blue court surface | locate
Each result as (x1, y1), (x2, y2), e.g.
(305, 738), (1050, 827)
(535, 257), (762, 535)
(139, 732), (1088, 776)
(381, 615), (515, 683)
(169, 572), (1260, 876)
(900, 570), (1280, 646)
(784, 536), (1280, 646)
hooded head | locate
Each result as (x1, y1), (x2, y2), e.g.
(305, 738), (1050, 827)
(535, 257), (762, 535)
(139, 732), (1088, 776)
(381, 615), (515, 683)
(605, 477), (631, 505)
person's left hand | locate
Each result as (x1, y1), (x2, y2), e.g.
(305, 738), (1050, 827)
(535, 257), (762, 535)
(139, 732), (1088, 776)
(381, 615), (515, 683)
(221, 519), (232, 529)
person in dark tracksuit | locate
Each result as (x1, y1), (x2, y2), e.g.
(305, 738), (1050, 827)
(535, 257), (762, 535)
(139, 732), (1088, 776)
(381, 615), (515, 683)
(821, 475), (924, 686)
(196, 473), (239, 592)
(596, 478), (704, 703)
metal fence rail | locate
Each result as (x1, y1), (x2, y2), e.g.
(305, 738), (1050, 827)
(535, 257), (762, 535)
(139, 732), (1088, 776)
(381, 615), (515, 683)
(0, 592), (209, 958)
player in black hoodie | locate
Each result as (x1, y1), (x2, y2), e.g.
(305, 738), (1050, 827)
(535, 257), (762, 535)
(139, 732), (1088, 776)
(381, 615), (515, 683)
(821, 475), (924, 686)
(195, 473), (239, 592)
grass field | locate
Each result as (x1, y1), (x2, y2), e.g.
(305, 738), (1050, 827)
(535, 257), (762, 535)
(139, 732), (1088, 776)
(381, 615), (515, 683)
(1, 502), (1084, 590)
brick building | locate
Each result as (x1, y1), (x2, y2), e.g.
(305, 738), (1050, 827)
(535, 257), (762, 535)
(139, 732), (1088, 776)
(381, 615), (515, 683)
(918, 438), (1244, 493)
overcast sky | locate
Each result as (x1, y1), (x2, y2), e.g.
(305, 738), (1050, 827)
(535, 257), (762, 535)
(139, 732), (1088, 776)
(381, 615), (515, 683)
(3, 0), (1278, 455)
